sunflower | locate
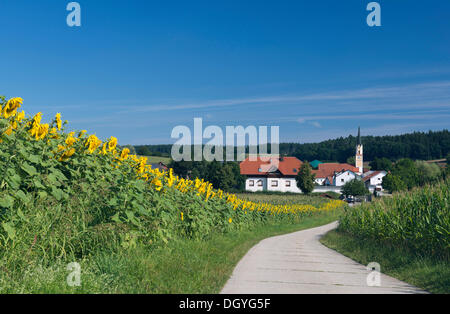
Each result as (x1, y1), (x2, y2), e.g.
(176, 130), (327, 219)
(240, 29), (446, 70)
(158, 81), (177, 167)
(1, 97), (23, 119)
(55, 113), (62, 130)
(108, 136), (118, 152)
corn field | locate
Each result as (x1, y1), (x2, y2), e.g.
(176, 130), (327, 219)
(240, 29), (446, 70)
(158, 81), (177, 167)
(338, 180), (450, 258)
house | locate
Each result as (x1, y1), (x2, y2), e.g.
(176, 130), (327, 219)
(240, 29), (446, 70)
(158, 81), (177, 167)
(333, 170), (358, 187)
(239, 127), (388, 194)
(362, 170), (387, 192)
(312, 163), (360, 186)
(240, 156), (303, 193)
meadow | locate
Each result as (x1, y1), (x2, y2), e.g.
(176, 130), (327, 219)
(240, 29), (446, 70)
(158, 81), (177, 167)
(235, 192), (338, 207)
(0, 96), (346, 293)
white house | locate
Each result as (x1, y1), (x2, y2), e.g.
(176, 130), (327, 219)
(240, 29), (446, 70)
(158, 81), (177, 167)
(313, 163), (360, 186)
(362, 170), (387, 192)
(241, 156), (303, 193)
(333, 170), (358, 187)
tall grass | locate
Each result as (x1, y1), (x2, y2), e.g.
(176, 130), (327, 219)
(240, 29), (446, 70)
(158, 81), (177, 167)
(338, 180), (449, 259)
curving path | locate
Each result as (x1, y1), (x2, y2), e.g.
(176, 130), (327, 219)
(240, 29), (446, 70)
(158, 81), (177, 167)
(221, 222), (426, 294)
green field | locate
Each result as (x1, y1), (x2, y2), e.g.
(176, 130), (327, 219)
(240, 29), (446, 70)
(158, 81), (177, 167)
(235, 192), (337, 207)
(138, 155), (171, 165)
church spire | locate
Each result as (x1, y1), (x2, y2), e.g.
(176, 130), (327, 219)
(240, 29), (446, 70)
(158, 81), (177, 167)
(355, 126), (363, 174)
(357, 126), (361, 145)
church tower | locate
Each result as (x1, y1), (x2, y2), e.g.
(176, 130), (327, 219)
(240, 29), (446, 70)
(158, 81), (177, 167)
(355, 127), (363, 174)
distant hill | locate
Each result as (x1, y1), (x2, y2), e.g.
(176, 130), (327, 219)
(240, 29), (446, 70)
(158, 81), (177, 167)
(134, 129), (450, 163)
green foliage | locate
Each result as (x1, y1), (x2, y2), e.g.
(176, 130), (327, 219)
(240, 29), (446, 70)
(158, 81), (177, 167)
(170, 160), (245, 192)
(235, 192), (330, 207)
(391, 158), (420, 189)
(369, 157), (393, 171)
(339, 180), (450, 259)
(296, 162), (315, 195)
(341, 179), (369, 197)
(415, 161), (442, 186)
(382, 174), (407, 193)
(346, 156), (355, 165)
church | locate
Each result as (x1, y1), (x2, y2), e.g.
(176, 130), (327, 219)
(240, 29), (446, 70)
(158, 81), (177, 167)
(240, 127), (386, 193)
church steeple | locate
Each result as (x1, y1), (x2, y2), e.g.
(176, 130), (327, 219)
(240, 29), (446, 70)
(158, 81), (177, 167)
(355, 127), (363, 174)
(357, 126), (361, 145)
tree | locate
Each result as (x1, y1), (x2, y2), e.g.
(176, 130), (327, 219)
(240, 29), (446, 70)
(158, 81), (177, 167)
(296, 162), (315, 194)
(369, 157), (392, 171)
(341, 179), (369, 197)
(391, 158), (419, 189)
(415, 160), (442, 186)
(346, 156), (355, 166)
(382, 174), (407, 193)
(445, 154), (450, 179)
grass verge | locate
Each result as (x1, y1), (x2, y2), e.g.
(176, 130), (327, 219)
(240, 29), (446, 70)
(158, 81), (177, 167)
(1, 210), (341, 293)
(320, 230), (450, 294)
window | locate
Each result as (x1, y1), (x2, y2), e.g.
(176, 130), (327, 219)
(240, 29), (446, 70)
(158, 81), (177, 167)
(286, 181), (291, 187)
(271, 180), (278, 187)
(341, 179), (344, 182)
(257, 180), (263, 187)
(249, 180), (254, 187)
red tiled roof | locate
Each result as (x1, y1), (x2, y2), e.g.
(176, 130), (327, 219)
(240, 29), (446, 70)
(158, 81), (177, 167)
(240, 156), (303, 176)
(312, 163), (359, 179)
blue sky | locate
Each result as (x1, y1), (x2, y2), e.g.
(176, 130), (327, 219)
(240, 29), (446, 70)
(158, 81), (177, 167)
(1, 0), (449, 145)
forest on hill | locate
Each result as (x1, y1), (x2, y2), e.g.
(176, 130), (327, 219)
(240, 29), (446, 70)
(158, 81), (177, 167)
(134, 130), (450, 163)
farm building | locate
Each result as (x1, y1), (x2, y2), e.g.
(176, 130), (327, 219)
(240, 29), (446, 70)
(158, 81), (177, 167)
(240, 156), (303, 193)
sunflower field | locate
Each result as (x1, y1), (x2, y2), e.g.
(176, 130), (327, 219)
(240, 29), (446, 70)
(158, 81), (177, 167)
(0, 96), (346, 272)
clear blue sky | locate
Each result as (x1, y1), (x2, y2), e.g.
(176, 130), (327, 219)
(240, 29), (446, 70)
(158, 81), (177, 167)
(1, 0), (449, 145)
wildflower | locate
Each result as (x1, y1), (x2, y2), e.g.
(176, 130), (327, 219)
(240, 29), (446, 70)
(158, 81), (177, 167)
(1, 97), (23, 119)
(65, 134), (77, 146)
(108, 136), (118, 152)
(55, 113), (62, 130)
(2, 126), (13, 136)
(85, 134), (102, 153)
(151, 178), (163, 191)
(15, 111), (25, 123)
(29, 123), (49, 140)
(120, 148), (130, 160)
(59, 148), (76, 162)
(49, 127), (58, 138)
(181, 212), (184, 221)
(32, 112), (42, 125)
(101, 142), (108, 155)
(228, 218), (232, 224)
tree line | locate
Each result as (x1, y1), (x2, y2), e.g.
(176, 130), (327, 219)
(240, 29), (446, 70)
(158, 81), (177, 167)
(134, 129), (450, 162)
(169, 160), (245, 192)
